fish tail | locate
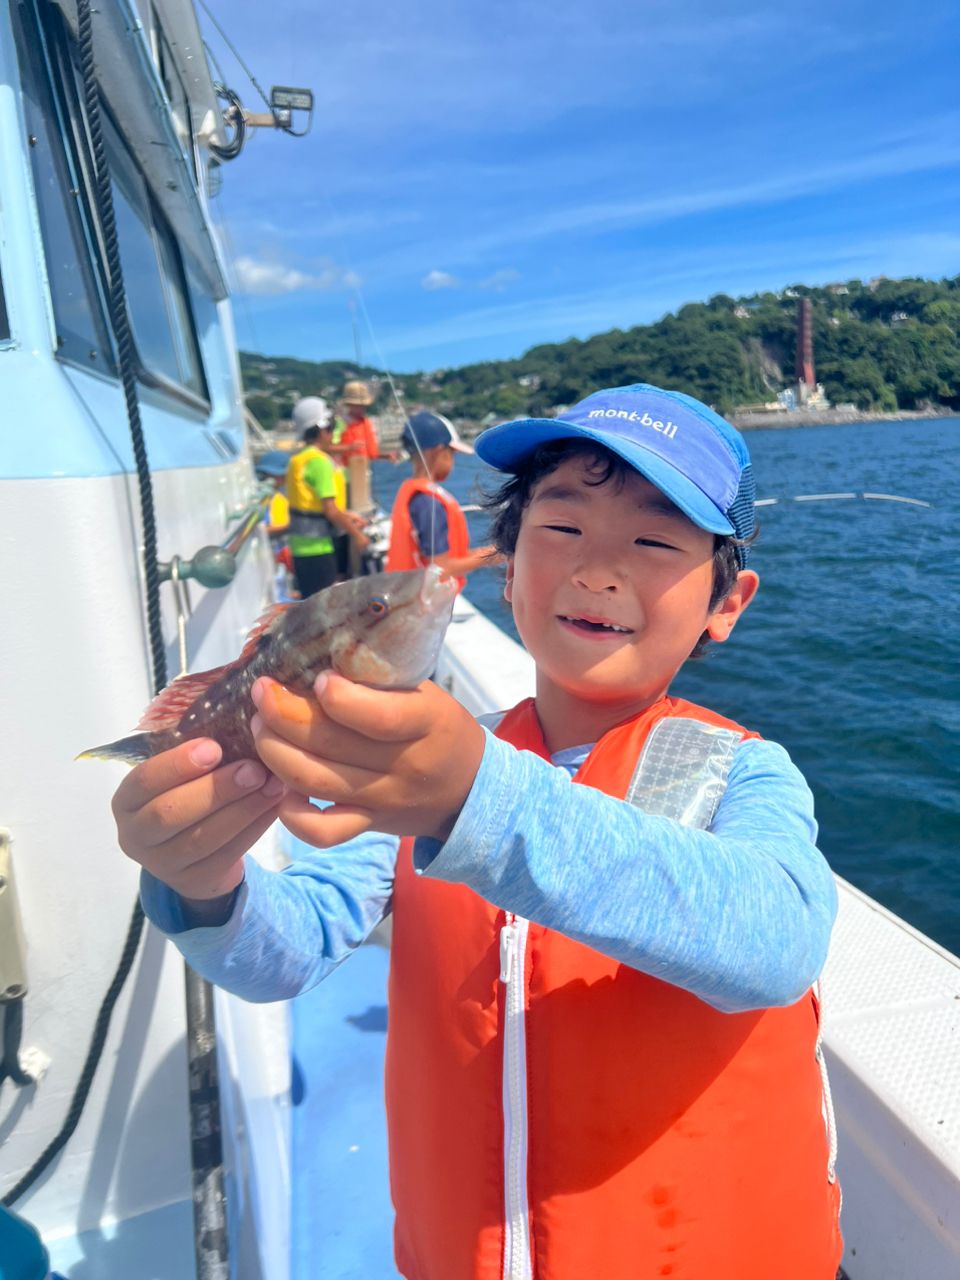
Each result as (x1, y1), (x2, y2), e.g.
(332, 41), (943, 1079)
(76, 732), (157, 765)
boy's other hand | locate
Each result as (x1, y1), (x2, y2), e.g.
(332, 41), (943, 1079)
(111, 741), (285, 903)
(250, 674), (485, 848)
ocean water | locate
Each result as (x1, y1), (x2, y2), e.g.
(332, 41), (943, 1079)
(370, 417), (960, 955)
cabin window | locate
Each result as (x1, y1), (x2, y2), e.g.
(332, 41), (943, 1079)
(0, 272), (9, 341)
(105, 117), (207, 399)
(13, 0), (113, 370)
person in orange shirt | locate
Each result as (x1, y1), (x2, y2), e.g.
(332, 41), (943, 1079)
(333, 379), (380, 463)
(386, 410), (496, 589)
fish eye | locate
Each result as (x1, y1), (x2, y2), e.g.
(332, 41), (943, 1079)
(367, 596), (388, 617)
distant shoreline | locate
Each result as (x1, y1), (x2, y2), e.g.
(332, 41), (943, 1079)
(372, 406), (958, 447)
(729, 407), (959, 430)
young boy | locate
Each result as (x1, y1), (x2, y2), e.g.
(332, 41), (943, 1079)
(113, 384), (842, 1280)
(386, 409), (496, 587)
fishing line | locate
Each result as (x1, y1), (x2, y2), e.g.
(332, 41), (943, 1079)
(314, 186), (442, 565)
(352, 288), (445, 567)
(196, 0), (272, 110)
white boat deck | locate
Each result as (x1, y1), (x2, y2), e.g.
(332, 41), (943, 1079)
(822, 882), (960, 1277)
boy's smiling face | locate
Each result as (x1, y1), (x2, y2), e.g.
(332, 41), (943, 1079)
(505, 453), (758, 747)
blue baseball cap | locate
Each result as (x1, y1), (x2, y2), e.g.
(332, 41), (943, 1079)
(254, 449), (292, 478)
(475, 383), (756, 564)
(403, 410), (474, 455)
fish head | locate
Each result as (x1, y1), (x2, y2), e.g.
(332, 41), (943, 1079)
(300, 566), (456, 687)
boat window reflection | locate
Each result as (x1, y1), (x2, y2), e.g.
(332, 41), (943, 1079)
(105, 118), (207, 399)
(14, 3), (112, 370)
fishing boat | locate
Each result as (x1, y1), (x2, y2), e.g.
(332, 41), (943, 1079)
(0, 0), (292, 1273)
(0, 1), (958, 1277)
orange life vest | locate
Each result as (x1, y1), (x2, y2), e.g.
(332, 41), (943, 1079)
(386, 476), (470, 590)
(386, 696), (842, 1280)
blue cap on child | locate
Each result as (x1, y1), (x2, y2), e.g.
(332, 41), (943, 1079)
(475, 384), (756, 564)
(403, 410), (474, 455)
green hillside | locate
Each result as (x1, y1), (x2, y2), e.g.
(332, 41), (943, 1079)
(240, 274), (960, 425)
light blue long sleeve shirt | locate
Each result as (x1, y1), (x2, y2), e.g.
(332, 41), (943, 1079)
(141, 728), (837, 1013)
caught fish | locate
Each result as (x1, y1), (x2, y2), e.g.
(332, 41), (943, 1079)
(80, 566), (456, 764)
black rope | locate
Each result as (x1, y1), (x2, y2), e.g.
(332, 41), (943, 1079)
(75, 12), (230, 1276)
(0, 1000), (33, 1090)
(74, 0), (167, 695)
(2, 0), (168, 1205)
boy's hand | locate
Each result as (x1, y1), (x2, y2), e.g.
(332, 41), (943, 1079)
(250, 674), (486, 848)
(111, 741), (285, 904)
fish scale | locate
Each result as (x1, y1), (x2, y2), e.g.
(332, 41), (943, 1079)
(80, 567), (456, 765)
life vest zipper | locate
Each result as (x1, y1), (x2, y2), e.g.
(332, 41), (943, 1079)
(499, 913), (532, 1280)
(812, 981), (839, 1184)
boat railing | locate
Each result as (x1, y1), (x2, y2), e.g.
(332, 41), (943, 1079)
(159, 493), (270, 675)
(158, 493), (269, 592)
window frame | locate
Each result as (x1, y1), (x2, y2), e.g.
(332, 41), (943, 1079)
(101, 107), (210, 407)
(20, 0), (211, 411)
(14, 0), (115, 373)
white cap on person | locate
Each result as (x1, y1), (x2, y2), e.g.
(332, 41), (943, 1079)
(292, 396), (331, 436)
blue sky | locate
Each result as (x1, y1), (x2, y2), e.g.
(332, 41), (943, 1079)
(200, 0), (960, 372)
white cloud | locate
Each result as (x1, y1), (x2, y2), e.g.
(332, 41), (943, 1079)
(232, 256), (361, 296)
(421, 269), (460, 291)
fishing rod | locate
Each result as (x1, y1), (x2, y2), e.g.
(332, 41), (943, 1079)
(454, 494), (934, 518)
(754, 492), (932, 508)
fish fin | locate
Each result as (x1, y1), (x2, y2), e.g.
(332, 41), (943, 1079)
(76, 732), (156, 765)
(135, 603), (291, 731)
(136, 668), (235, 730)
(236, 603), (291, 662)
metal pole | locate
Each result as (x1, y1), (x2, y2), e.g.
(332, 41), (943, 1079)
(184, 967), (230, 1279)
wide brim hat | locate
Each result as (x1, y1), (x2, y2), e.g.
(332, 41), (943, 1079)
(342, 379), (373, 406)
(475, 383), (756, 562)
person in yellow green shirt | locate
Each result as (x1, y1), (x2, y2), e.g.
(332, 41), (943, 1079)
(287, 398), (369, 596)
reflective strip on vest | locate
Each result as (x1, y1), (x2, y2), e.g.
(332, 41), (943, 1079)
(626, 716), (741, 827)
